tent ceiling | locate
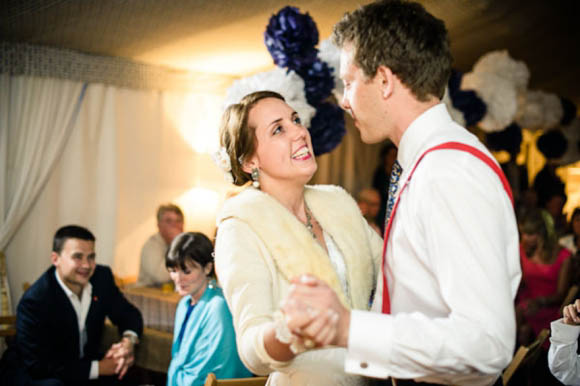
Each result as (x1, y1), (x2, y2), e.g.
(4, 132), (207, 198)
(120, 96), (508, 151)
(2, 0), (579, 102)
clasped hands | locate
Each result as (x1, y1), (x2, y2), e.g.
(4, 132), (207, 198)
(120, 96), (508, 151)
(99, 337), (135, 379)
(563, 299), (580, 326)
(280, 274), (350, 350)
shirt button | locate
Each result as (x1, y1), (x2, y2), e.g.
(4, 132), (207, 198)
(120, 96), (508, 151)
(360, 362), (368, 369)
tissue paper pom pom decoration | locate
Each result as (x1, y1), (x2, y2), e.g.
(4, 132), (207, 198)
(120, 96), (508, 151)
(442, 87), (466, 126)
(447, 70), (486, 127)
(462, 71), (518, 133)
(264, 6), (319, 71)
(537, 129), (568, 160)
(223, 67), (316, 128)
(318, 38), (343, 102)
(560, 97), (577, 126)
(516, 90), (564, 131)
(559, 118), (580, 166)
(485, 123), (522, 156)
(298, 59), (335, 105)
(309, 102), (346, 155)
(472, 50), (530, 93)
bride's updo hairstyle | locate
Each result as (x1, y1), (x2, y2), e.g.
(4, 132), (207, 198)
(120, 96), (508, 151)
(219, 90), (285, 186)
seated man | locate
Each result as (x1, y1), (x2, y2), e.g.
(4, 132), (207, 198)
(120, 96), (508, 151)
(1, 225), (143, 385)
(137, 203), (184, 286)
(356, 188), (382, 236)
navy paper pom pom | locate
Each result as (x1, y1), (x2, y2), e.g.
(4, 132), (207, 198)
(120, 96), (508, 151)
(298, 59), (335, 105)
(560, 97), (577, 126)
(486, 123), (522, 156)
(309, 102), (346, 155)
(537, 130), (568, 159)
(264, 6), (319, 71)
(264, 6), (345, 156)
(448, 70), (487, 127)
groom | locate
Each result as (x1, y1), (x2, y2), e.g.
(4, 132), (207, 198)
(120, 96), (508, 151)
(284, 1), (521, 385)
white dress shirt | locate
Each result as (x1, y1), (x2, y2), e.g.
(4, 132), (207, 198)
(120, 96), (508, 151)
(54, 271), (99, 379)
(324, 231), (349, 299)
(548, 318), (580, 385)
(137, 232), (171, 286)
(345, 104), (521, 385)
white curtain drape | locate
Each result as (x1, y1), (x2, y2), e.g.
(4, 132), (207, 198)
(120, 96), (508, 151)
(0, 75), (86, 316)
(0, 75), (87, 250)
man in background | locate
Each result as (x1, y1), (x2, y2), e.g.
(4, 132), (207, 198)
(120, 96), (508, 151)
(1, 225), (143, 385)
(137, 203), (184, 286)
(356, 188), (382, 236)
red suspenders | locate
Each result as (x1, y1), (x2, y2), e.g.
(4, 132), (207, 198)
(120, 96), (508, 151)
(381, 142), (514, 314)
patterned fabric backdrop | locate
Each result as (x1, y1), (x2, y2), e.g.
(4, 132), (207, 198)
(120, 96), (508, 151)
(0, 42), (232, 92)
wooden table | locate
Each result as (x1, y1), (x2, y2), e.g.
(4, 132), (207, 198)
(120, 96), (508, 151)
(122, 286), (181, 333)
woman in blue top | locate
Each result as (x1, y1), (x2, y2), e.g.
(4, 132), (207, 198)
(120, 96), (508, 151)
(166, 231), (252, 386)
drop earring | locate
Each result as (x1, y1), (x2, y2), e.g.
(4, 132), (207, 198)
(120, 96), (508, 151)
(251, 167), (260, 189)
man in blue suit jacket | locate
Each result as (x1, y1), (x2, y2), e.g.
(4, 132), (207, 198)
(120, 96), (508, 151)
(1, 225), (143, 385)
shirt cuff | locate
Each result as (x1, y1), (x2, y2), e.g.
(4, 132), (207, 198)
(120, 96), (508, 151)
(90, 360), (99, 379)
(550, 319), (580, 344)
(122, 330), (140, 344)
(345, 310), (392, 378)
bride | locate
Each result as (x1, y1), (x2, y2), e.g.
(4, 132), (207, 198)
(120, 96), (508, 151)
(213, 91), (383, 385)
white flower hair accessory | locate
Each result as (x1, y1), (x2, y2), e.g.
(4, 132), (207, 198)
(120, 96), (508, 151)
(211, 147), (234, 184)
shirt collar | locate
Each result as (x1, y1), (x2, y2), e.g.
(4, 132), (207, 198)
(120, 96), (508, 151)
(398, 103), (452, 171)
(54, 269), (92, 300)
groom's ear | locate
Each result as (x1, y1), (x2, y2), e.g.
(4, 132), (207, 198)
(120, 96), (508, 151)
(376, 65), (395, 99)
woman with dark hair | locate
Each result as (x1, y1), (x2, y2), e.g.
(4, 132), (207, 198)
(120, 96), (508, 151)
(517, 210), (573, 346)
(165, 232), (251, 386)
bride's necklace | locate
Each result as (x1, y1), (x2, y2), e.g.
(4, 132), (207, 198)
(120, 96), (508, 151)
(304, 203), (316, 239)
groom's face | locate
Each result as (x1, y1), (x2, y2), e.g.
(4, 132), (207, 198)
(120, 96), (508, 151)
(339, 43), (387, 144)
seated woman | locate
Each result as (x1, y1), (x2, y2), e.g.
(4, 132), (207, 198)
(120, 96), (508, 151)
(517, 209), (573, 346)
(214, 91), (382, 385)
(560, 207), (580, 255)
(166, 232), (252, 386)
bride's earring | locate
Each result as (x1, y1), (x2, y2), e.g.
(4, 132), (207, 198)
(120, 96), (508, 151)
(251, 167), (260, 189)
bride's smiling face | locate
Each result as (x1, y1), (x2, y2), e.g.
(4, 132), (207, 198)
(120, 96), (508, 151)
(244, 97), (317, 187)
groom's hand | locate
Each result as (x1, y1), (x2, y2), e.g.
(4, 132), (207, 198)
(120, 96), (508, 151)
(282, 274), (350, 348)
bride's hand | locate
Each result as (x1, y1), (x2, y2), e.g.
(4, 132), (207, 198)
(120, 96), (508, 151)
(282, 275), (349, 348)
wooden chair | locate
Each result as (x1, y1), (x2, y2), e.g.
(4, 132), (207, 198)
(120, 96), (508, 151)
(502, 328), (550, 385)
(0, 315), (17, 337)
(204, 373), (268, 386)
(560, 284), (579, 314)
(0, 251), (17, 340)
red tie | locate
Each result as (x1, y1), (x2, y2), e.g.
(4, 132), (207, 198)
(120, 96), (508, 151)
(381, 142), (514, 314)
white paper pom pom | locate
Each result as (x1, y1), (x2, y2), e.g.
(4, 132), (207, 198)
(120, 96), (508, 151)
(223, 67), (316, 128)
(318, 38), (344, 102)
(442, 87), (466, 126)
(472, 50), (530, 93)
(515, 90), (564, 131)
(462, 71), (518, 133)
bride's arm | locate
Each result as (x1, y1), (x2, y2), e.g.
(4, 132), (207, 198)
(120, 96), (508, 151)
(214, 219), (295, 374)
